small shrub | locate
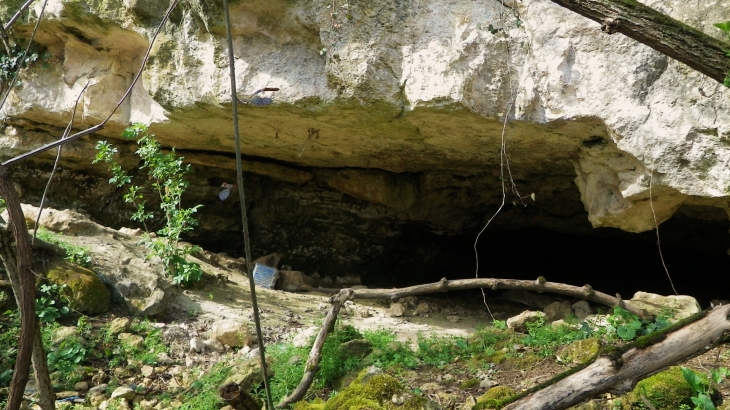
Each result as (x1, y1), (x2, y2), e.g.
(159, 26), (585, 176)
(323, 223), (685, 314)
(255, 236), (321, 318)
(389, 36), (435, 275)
(94, 123), (204, 286)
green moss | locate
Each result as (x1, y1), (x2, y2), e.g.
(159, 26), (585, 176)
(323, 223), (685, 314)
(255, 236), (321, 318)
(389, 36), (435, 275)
(621, 367), (694, 409)
(460, 378), (480, 389)
(556, 338), (601, 365)
(46, 261), (110, 315)
(634, 311), (707, 349)
(296, 368), (426, 410)
(511, 353), (543, 369)
(474, 386), (516, 410)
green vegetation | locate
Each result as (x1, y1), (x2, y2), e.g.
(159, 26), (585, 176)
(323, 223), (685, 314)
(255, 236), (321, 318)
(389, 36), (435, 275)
(35, 227), (93, 267)
(681, 366), (728, 410)
(94, 123), (204, 286)
(714, 21), (730, 87)
(522, 316), (587, 357)
(177, 361), (233, 410)
(0, 42), (38, 88)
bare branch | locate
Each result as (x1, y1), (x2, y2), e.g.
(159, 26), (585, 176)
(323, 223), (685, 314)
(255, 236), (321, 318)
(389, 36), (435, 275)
(32, 79), (91, 245)
(503, 305), (730, 409)
(274, 288), (354, 408)
(300, 277), (648, 318)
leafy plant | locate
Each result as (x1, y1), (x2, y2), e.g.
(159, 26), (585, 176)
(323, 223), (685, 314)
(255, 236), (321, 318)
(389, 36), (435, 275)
(521, 316), (587, 356)
(363, 329), (418, 370)
(0, 42), (38, 87)
(94, 123), (204, 286)
(48, 338), (87, 375)
(681, 366), (728, 410)
(35, 283), (70, 323)
(605, 306), (642, 341)
(178, 362), (232, 410)
(492, 320), (508, 331)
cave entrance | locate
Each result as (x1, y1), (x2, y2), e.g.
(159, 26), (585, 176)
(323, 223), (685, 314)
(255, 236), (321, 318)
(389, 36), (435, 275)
(359, 206), (730, 309)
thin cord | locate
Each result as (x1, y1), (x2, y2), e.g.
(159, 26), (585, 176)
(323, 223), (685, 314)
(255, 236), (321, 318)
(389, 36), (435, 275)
(32, 80), (90, 245)
(474, 0), (520, 321)
(648, 167), (678, 295)
(222, 0), (274, 408)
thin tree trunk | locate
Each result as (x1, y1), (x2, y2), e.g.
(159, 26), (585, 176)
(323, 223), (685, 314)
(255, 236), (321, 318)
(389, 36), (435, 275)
(0, 164), (44, 410)
(547, 0), (730, 85)
(274, 288), (355, 409)
(0, 228), (54, 410)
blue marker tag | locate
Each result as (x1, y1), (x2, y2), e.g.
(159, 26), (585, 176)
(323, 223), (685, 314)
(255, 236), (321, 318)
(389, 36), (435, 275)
(250, 96), (273, 106)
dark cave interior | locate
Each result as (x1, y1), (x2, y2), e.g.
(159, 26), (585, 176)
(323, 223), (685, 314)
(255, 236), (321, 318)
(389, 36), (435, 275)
(203, 204), (730, 309)
(357, 212), (730, 309)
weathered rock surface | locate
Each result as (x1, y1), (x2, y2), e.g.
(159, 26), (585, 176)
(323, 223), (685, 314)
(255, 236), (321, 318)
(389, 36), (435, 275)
(210, 319), (253, 348)
(506, 310), (544, 333)
(629, 291), (701, 322)
(1, 0), (729, 286)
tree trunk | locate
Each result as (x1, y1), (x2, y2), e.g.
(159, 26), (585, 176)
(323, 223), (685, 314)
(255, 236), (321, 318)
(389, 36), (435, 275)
(0, 228), (55, 410)
(546, 0), (730, 85)
(502, 305), (730, 409)
(0, 164), (50, 410)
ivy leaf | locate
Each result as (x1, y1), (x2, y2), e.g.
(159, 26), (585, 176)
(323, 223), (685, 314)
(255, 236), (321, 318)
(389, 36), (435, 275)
(714, 21), (730, 34)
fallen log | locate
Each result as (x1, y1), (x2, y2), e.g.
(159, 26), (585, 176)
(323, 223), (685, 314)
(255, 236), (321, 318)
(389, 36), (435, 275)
(300, 276), (647, 318)
(502, 305), (730, 410)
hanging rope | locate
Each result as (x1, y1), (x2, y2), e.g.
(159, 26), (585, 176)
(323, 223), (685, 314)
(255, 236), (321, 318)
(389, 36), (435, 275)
(221, 1), (274, 409)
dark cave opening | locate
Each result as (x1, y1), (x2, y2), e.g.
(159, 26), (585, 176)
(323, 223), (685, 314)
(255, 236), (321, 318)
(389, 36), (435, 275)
(199, 207), (730, 310)
(361, 211), (730, 309)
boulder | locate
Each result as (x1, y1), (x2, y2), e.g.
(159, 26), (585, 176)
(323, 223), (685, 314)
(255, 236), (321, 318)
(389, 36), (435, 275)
(46, 261), (110, 315)
(110, 385), (135, 401)
(572, 301), (592, 320)
(388, 302), (406, 317)
(629, 292), (701, 322)
(210, 319), (253, 348)
(506, 311), (545, 333)
(253, 253), (283, 269)
(544, 301), (572, 323)
(107, 318), (132, 335)
(338, 339), (373, 358)
(275, 270), (318, 292)
(223, 356), (274, 390)
(555, 338), (601, 365)
(51, 326), (86, 348)
(118, 333), (144, 349)
(292, 326), (319, 348)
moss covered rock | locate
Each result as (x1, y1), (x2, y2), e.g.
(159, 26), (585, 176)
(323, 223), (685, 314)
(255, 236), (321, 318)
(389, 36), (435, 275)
(556, 338), (601, 365)
(294, 366), (430, 410)
(46, 260), (110, 315)
(474, 386), (516, 410)
(621, 366), (694, 409)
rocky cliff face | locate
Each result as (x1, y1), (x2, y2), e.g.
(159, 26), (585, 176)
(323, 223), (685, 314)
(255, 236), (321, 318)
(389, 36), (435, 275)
(1, 0), (729, 286)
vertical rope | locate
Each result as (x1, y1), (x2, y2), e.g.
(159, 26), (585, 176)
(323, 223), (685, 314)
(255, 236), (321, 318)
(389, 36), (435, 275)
(221, 1), (274, 408)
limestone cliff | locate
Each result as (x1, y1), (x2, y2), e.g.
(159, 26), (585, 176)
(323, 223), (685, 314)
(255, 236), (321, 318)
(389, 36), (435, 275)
(1, 0), (729, 282)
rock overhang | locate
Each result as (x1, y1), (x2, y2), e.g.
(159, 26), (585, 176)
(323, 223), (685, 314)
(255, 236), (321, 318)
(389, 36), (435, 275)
(1, 0), (730, 283)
